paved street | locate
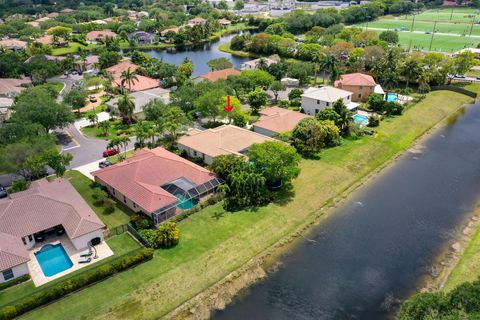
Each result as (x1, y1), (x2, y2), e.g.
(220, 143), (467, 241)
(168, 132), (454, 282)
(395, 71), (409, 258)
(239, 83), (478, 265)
(56, 123), (136, 169)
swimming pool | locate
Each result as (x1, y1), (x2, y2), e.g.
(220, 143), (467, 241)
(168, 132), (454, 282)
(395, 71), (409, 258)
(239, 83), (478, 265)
(353, 114), (369, 124)
(175, 193), (199, 210)
(387, 93), (398, 102)
(35, 243), (73, 277)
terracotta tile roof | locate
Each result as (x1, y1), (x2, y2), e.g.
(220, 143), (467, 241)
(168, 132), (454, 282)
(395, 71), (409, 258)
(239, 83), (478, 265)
(92, 147), (217, 213)
(0, 232), (30, 271)
(86, 30), (117, 41)
(254, 106), (311, 133)
(218, 19), (231, 25)
(160, 27), (180, 36)
(199, 68), (240, 82)
(112, 74), (160, 92)
(0, 178), (105, 241)
(334, 73), (376, 87)
(189, 17), (207, 23)
(105, 61), (140, 77)
(178, 124), (276, 158)
(0, 39), (27, 49)
(0, 77), (31, 95)
(35, 35), (54, 45)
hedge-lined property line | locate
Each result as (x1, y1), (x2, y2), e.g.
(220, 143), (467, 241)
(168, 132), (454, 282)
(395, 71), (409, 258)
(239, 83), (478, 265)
(0, 275), (30, 293)
(0, 248), (154, 320)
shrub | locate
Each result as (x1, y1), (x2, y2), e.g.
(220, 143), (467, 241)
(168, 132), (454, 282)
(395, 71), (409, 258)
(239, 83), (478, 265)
(139, 222), (180, 249)
(368, 115), (380, 127)
(9, 179), (30, 194)
(103, 198), (115, 214)
(0, 248), (153, 320)
(385, 102), (404, 116)
(92, 188), (107, 206)
(0, 275), (30, 292)
(130, 213), (152, 230)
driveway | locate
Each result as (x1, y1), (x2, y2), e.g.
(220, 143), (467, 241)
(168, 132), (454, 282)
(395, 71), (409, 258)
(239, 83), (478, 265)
(75, 160), (104, 180)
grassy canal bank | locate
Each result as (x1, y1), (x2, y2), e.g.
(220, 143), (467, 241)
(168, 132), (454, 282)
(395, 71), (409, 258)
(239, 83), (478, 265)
(7, 90), (474, 320)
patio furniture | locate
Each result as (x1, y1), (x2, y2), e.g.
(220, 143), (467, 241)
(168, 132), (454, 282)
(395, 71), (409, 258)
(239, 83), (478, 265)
(78, 257), (91, 264)
(80, 248), (92, 257)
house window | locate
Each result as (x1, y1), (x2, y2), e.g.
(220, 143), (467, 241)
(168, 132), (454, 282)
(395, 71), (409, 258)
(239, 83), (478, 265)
(358, 93), (362, 98)
(123, 195), (127, 203)
(133, 202), (137, 208)
(359, 86), (363, 89)
(22, 237), (26, 245)
(193, 151), (197, 157)
(2, 269), (14, 281)
(315, 109), (319, 114)
(112, 189), (116, 195)
(316, 100), (320, 104)
(326, 102), (330, 107)
(28, 235), (33, 242)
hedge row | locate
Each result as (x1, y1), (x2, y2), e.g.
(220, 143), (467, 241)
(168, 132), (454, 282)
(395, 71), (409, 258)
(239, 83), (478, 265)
(0, 275), (30, 292)
(0, 248), (154, 320)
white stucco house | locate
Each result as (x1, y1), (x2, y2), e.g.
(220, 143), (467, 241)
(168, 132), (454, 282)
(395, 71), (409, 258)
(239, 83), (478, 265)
(301, 85), (358, 116)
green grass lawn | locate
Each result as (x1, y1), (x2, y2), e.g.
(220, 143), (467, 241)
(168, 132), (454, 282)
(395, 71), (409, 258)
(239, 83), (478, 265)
(64, 171), (132, 229)
(400, 8), (480, 23)
(363, 19), (480, 36)
(51, 42), (98, 56)
(397, 31), (479, 52)
(81, 119), (133, 141)
(0, 233), (140, 307)
(14, 90), (474, 320)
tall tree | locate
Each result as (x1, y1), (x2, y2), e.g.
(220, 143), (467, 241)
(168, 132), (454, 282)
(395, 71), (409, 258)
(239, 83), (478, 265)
(116, 93), (135, 124)
(320, 54), (339, 84)
(207, 57), (233, 71)
(120, 67), (139, 92)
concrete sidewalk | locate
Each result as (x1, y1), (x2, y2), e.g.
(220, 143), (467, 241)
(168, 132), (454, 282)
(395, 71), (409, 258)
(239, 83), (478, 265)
(74, 112), (111, 130)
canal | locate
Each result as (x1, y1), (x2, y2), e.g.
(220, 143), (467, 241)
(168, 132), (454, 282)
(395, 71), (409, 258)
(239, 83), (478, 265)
(213, 102), (480, 319)
(142, 33), (250, 77)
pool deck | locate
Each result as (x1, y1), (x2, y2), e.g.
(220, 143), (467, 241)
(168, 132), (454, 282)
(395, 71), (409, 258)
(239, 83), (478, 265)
(27, 235), (113, 286)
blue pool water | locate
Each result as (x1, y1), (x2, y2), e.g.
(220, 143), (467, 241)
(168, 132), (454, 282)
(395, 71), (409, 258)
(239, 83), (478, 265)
(34, 243), (73, 277)
(387, 93), (398, 102)
(353, 114), (369, 124)
(175, 193), (198, 210)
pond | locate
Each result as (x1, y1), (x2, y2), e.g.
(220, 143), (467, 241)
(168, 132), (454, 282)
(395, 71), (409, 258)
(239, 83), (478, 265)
(213, 102), (480, 319)
(140, 33), (251, 77)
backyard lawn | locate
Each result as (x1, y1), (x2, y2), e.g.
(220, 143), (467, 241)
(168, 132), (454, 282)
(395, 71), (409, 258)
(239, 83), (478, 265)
(64, 170), (132, 229)
(51, 43), (98, 56)
(0, 233), (140, 306)
(14, 90), (475, 320)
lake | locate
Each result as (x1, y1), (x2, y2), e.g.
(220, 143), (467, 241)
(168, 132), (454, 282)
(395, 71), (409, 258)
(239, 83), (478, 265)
(141, 33), (250, 77)
(213, 102), (480, 319)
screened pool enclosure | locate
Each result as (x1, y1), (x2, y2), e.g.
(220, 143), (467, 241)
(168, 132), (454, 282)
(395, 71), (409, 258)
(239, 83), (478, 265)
(152, 176), (223, 225)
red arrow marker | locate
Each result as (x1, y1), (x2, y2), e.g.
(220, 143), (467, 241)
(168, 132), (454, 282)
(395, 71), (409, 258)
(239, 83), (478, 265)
(224, 95), (233, 113)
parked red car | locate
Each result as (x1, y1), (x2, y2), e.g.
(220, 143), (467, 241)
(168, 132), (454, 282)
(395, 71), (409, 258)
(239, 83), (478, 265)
(102, 148), (120, 157)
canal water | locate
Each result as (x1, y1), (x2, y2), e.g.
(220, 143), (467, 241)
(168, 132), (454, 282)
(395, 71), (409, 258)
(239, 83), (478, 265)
(214, 102), (480, 319)
(142, 34), (250, 77)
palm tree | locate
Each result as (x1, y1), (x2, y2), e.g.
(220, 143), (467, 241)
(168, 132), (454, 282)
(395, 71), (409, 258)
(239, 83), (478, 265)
(333, 99), (353, 136)
(319, 54), (339, 84)
(162, 107), (187, 142)
(417, 71), (431, 94)
(120, 67), (139, 92)
(312, 51), (325, 86)
(116, 93), (135, 124)
(401, 59), (421, 88)
(77, 47), (88, 71)
(87, 113), (98, 127)
(118, 136), (131, 159)
(98, 121), (110, 136)
(257, 58), (269, 71)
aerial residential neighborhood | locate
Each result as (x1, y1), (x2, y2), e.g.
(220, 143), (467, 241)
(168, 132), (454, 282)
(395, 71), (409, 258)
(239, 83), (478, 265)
(2, 0), (480, 320)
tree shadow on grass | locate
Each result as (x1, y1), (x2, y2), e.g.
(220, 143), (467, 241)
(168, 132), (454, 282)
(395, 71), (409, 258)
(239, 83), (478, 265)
(270, 183), (295, 207)
(211, 211), (226, 220)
